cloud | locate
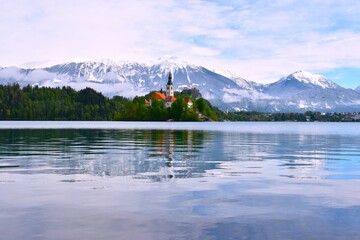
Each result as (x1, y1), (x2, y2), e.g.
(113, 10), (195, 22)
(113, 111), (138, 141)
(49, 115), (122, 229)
(0, 67), (25, 81)
(61, 82), (146, 98)
(0, 0), (359, 86)
(0, 66), (145, 98)
(26, 69), (58, 83)
(222, 87), (274, 103)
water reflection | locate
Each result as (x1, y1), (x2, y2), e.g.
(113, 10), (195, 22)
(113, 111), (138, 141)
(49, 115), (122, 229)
(1, 124), (360, 240)
(0, 129), (211, 180)
(0, 128), (359, 181)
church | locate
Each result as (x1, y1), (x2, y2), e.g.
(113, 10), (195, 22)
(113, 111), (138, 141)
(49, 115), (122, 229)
(146, 72), (194, 109)
(148, 72), (177, 108)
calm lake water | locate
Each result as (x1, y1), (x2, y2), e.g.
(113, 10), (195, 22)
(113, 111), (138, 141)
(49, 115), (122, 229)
(0, 121), (359, 240)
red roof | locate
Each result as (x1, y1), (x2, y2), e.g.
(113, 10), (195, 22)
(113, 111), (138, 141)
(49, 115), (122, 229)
(184, 98), (192, 103)
(165, 96), (177, 102)
(151, 92), (166, 100)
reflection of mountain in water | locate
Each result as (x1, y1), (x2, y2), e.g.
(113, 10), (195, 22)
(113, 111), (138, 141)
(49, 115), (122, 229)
(0, 128), (358, 181)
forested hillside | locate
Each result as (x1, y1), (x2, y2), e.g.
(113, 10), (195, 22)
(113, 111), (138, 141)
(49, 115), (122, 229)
(1, 84), (358, 122)
(0, 84), (217, 121)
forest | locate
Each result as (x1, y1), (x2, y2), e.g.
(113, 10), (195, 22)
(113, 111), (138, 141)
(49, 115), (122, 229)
(0, 84), (358, 122)
(0, 84), (217, 121)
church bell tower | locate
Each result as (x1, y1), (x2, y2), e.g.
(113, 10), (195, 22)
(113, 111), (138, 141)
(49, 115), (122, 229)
(166, 72), (174, 97)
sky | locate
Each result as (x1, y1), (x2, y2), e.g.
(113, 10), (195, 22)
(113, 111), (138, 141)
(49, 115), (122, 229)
(0, 0), (360, 88)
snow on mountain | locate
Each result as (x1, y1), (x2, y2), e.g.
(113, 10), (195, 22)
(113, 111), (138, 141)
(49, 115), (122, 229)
(0, 57), (263, 108)
(248, 81), (269, 92)
(45, 60), (150, 85)
(262, 71), (360, 112)
(150, 56), (194, 72)
(0, 59), (360, 112)
(264, 70), (340, 98)
(213, 69), (256, 91)
(290, 70), (339, 89)
(356, 85), (360, 93)
(146, 57), (264, 108)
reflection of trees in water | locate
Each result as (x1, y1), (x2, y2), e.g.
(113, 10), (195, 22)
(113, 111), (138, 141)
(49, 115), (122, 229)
(0, 129), (215, 180)
(1, 129), (357, 180)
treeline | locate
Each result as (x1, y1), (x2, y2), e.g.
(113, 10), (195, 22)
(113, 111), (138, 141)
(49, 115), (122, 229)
(0, 84), (358, 122)
(0, 84), (218, 121)
(225, 111), (358, 122)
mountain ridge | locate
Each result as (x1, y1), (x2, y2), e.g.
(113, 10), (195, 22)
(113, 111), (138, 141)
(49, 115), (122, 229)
(356, 85), (360, 93)
(0, 58), (360, 112)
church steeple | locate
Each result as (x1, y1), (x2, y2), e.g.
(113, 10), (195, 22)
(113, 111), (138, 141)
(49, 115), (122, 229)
(166, 71), (174, 97)
(167, 72), (173, 85)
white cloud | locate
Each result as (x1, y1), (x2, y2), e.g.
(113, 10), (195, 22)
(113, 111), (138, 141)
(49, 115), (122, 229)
(0, 0), (359, 86)
(222, 87), (274, 103)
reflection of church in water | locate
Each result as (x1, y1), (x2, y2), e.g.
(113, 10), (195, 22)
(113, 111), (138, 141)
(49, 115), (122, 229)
(164, 130), (175, 179)
(151, 130), (195, 181)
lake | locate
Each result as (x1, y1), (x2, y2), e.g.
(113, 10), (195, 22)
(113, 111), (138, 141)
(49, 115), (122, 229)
(0, 121), (359, 240)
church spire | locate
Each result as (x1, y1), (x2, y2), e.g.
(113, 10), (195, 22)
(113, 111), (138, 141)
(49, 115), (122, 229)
(166, 71), (174, 97)
(167, 72), (173, 85)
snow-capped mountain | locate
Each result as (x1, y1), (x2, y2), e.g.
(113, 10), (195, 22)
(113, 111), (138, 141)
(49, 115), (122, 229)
(0, 57), (265, 110)
(248, 81), (269, 92)
(259, 71), (360, 112)
(356, 85), (360, 93)
(0, 58), (360, 112)
(213, 69), (256, 91)
(264, 71), (340, 98)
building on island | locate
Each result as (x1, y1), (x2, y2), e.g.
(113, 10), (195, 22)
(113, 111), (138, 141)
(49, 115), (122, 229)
(164, 72), (176, 108)
(181, 87), (202, 100)
(151, 91), (166, 101)
(147, 72), (194, 109)
(149, 72), (177, 108)
(144, 99), (151, 106)
(184, 98), (193, 108)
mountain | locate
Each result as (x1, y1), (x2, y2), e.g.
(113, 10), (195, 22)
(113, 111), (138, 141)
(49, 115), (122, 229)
(264, 71), (340, 97)
(261, 71), (360, 112)
(0, 57), (265, 110)
(1, 58), (360, 112)
(213, 69), (256, 91)
(248, 81), (269, 92)
(356, 85), (360, 93)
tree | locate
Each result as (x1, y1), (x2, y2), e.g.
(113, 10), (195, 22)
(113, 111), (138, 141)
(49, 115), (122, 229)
(77, 87), (106, 105)
(196, 98), (217, 121)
